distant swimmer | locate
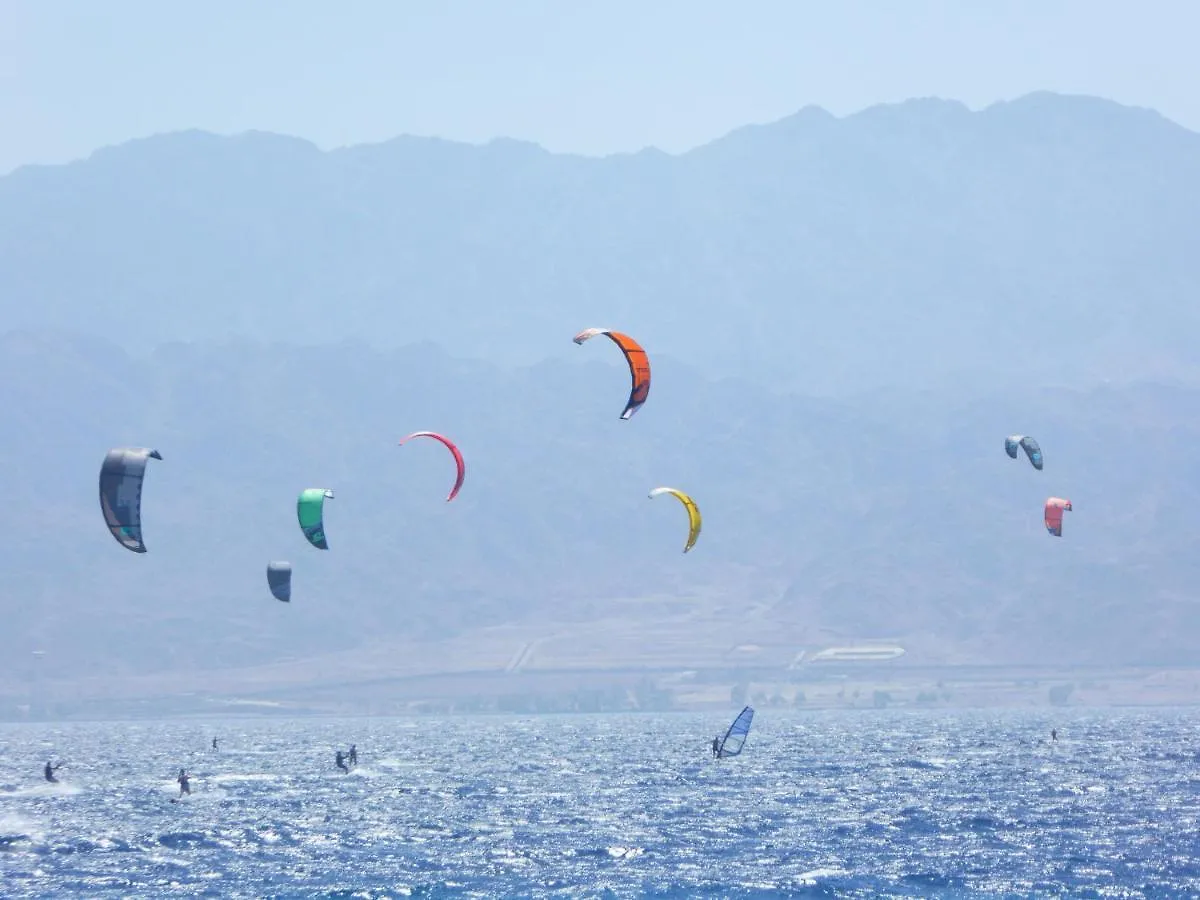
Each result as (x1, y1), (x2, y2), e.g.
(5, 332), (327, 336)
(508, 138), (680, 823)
(177, 769), (190, 796)
(43, 761), (62, 783)
(348, 744), (357, 766)
(711, 736), (721, 758)
(1051, 729), (1058, 742)
(336, 750), (348, 774)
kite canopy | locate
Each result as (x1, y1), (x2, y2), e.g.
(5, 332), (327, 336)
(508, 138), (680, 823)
(398, 431), (466, 501)
(98, 447), (162, 553)
(573, 327), (651, 420)
(267, 561), (292, 602)
(297, 489), (335, 550)
(648, 486), (702, 553)
(717, 706), (755, 758)
(1044, 497), (1072, 537)
(1005, 434), (1044, 470)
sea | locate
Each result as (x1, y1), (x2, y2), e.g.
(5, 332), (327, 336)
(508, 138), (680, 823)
(2, 708), (1198, 898)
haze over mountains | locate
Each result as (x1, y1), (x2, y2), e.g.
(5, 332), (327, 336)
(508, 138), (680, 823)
(2, 92), (1198, 710)
(4, 92), (1200, 397)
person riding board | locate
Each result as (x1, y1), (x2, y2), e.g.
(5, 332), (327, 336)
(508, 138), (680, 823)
(177, 769), (190, 796)
(335, 750), (349, 773)
(712, 735), (721, 758)
(43, 761), (63, 783)
(348, 745), (357, 766)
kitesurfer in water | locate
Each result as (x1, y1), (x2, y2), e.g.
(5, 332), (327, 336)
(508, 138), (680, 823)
(1051, 729), (1058, 742)
(43, 761), (61, 783)
(335, 750), (349, 773)
(177, 769), (190, 796)
(711, 736), (721, 758)
(212, 737), (219, 750)
(348, 745), (357, 766)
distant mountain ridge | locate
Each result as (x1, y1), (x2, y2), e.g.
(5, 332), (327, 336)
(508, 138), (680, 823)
(3, 91), (1199, 706)
(2, 92), (1199, 396)
(1, 330), (1198, 701)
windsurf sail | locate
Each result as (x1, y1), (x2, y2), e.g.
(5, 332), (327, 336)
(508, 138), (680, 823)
(717, 705), (755, 758)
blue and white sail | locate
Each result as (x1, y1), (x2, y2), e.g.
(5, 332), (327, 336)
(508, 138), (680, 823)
(717, 705), (755, 758)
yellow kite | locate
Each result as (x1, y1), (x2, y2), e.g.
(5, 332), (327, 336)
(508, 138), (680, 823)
(648, 487), (702, 553)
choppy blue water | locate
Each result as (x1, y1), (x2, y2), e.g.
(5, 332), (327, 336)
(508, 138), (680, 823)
(2, 709), (1199, 898)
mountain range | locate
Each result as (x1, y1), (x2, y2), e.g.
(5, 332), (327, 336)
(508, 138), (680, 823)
(0, 331), (1197, 696)
(1, 91), (1198, 710)
(2, 92), (1199, 398)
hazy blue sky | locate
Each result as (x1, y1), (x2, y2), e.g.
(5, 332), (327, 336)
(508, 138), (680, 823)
(2, 0), (1197, 174)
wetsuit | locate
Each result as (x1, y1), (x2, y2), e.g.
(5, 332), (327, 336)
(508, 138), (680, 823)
(336, 751), (348, 773)
(712, 737), (721, 758)
(43, 762), (58, 783)
(212, 738), (219, 750)
(348, 745), (357, 766)
(178, 770), (190, 796)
